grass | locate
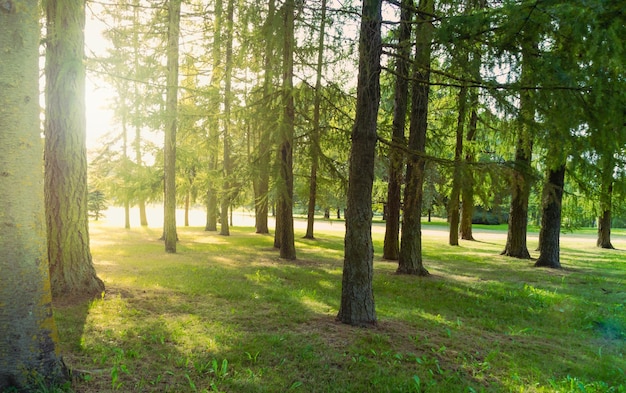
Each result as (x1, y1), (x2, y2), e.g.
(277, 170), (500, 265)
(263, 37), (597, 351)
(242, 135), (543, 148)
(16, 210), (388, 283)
(50, 221), (626, 393)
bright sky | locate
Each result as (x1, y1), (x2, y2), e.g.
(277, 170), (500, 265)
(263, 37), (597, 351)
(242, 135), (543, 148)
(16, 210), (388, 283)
(85, 7), (115, 151)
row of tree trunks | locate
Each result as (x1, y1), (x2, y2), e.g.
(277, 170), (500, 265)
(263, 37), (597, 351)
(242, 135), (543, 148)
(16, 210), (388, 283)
(397, 0), (434, 276)
(382, 0), (413, 260)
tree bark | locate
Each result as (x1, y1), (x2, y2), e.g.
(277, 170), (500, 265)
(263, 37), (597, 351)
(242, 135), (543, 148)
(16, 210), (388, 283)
(0, 3), (67, 388)
(275, 0), (296, 259)
(501, 45), (534, 259)
(164, 0), (181, 252)
(460, 103), (478, 240)
(596, 154), (614, 249)
(383, 0), (413, 260)
(45, 0), (105, 298)
(336, 0), (382, 326)
(397, 0), (434, 276)
(449, 86), (468, 246)
(220, 0), (235, 236)
(304, 0), (328, 240)
(535, 164), (566, 269)
(205, 0), (222, 233)
(254, 0), (275, 235)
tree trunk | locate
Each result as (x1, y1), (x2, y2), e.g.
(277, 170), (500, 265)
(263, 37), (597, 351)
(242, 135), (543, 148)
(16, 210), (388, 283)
(205, 0), (222, 233)
(535, 164), (566, 269)
(501, 45), (534, 259)
(397, 0), (434, 276)
(336, 0), (382, 327)
(460, 103), (478, 240)
(220, 0), (235, 237)
(253, 0), (275, 235)
(163, 0), (181, 253)
(304, 0), (328, 240)
(383, 0), (413, 260)
(0, 4), (67, 388)
(449, 86), (468, 246)
(596, 155), (614, 249)
(275, 0), (297, 259)
(45, 0), (105, 299)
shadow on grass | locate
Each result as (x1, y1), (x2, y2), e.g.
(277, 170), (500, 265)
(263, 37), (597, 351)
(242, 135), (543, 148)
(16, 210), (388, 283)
(51, 224), (626, 392)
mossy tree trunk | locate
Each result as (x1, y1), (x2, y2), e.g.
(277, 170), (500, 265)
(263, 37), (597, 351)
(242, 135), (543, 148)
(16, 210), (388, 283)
(383, 0), (412, 260)
(0, 2), (67, 388)
(337, 0), (382, 326)
(397, 0), (434, 276)
(45, 0), (104, 298)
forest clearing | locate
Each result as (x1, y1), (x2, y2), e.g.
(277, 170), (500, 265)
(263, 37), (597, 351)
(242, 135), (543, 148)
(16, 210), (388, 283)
(50, 219), (626, 393)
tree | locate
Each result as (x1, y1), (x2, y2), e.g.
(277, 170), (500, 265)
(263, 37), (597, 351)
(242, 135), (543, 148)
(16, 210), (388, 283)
(383, 0), (413, 260)
(397, 0), (434, 276)
(45, 0), (105, 298)
(220, 0), (235, 236)
(336, 0), (382, 326)
(205, 0), (223, 232)
(534, 163), (566, 268)
(304, 0), (328, 240)
(275, 0), (297, 259)
(88, 190), (108, 220)
(163, 0), (181, 253)
(0, 2), (67, 388)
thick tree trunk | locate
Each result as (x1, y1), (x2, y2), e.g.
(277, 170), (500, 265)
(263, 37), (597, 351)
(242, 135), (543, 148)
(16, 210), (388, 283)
(397, 0), (434, 276)
(535, 164), (566, 269)
(304, 0), (327, 240)
(45, 0), (105, 299)
(336, 0), (382, 327)
(383, 0), (412, 260)
(597, 209), (614, 249)
(275, 0), (297, 259)
(163, 0), (181, 252)
(0, 4), (67, 388)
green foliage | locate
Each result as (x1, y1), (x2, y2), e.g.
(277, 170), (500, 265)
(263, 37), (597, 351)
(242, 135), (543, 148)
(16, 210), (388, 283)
(88, 190), (107, 221)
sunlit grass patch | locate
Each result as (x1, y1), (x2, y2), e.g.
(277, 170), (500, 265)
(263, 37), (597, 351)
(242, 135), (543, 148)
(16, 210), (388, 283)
(52, 222), (626, 392)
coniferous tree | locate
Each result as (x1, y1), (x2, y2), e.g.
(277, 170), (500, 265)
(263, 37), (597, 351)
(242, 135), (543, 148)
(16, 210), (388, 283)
(45, 0), (105, 298)
(163, 0), (181, 253)
(383, 0), (413, 260)
(397, 0), (435, 276)
(337, 0), (383, 326)
(1, 2), (67, 388)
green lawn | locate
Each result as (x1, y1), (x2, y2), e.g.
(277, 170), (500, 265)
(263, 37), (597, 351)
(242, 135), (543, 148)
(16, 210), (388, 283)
(52, 222), (626, 392)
